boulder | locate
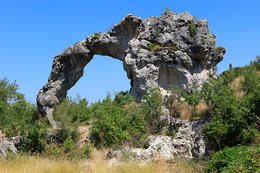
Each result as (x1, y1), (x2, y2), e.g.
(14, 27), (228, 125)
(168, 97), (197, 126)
(0, 130), (18, 158)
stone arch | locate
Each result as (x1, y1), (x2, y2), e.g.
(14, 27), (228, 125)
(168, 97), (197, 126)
(37, 13), (225, 128)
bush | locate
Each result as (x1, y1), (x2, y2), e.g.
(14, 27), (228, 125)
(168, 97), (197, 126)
(201, 62), (259, 149)
(0, 77), (50, 153)
(148, 42), (163, 51)
(90, 95), (130, 149)
(21, 122), (47, 153)
(114, 91), (135, 106)
(53, 96), (93, 126)
(189, 19), (197, 37)
(206, 146), (260, 172)
(140, 88), (163, 133)
(90, 94), (149, 148)
(55, 127), (79, 144)
(81, 143), (92, 159)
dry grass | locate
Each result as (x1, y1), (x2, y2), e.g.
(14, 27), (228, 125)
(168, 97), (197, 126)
(91, 160), (198, 173)
(0, 151), (203, 173)
(179, 102), (193, 120)
(171, 101), (209, 121)
(230, 76), (245, 96)
(0, 156), (83, 173)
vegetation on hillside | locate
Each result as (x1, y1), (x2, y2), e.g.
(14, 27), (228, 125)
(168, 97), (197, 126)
(0, 57), (259, 172)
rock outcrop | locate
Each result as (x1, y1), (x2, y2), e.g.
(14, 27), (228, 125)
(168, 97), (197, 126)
(106, 119), (207, 161)
(0, 130), (22, 158)
(37, 12), (225, 127)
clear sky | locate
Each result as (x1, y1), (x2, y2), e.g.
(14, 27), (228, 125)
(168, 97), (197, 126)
(0, 0), (259, 103)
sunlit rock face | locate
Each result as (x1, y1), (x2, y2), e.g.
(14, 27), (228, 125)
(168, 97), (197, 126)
(37, 12), (225, 127)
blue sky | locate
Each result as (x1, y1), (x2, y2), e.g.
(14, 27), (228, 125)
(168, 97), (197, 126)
(0, 0), (259, 103)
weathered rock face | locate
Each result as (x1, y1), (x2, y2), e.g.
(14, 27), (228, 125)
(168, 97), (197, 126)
(0, 130), (21, 158)
(37, 12), (225, 127)
(106, 119), (207, 161)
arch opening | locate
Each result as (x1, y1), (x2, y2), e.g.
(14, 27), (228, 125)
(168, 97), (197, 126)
(67, 55), (131, 103)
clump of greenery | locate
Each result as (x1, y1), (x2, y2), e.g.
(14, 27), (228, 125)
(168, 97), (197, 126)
(92, 32), (101, 40)
(148, 42), (179, 52)
(89, 88), (164, 149)
(163, 6), (173, 16)
(0, 78), (49, 153)
(148, 42), (163, 51)
(53, 96), (93, 127)
(89, 94), (146, 149)
(201, 59), (260, 150)
(189, 19), (197, 37)
(210, 40), (216, 47)
(164, 6), (170, 13)
(114, 91), (135, 106)
(89, 95), (130, 149)
(206, 146), (260, 172)
(141, 88), (163, 134)
(201, 37), (206, 44)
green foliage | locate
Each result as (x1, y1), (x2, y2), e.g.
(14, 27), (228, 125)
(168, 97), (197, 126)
(183, 82), (201, 106)
(141, 88), (163, 133)
(206, 146), (260, 172)
(55, 127), (79, 144)
(90, 94), (146, 149)
(164, 6), (170, 12)
(0, 77), (49, 153)
(90, 88), (164, 148)
(114, 91), (135, 106)
(148, 42), (163, 51)
(241, 63), (260, 94)
(53, 96), (93, 126)
(90, 98), (129, 148)
(189, 19), (197, 37)
(21, 122), (47, 153)
(81, 143), (93, 158)
(200, 61), (260, 150)
(43, 138), (92, 160)
(92, 32), (101, 40)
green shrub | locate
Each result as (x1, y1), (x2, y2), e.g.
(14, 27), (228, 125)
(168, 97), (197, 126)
(148, 42), (163, 51)
(89, 95), (130, 148)
(92, 32), (101, 40)
(55, 127), (79, 144)
(206, 146), (260, 172)
(242, 64), (260, 94)
(114, 91), (135, 106)
(90, 93), (148, 149)
(53, 96), (93, 126)
(202, 84), (257, 149)
(81, 143), (92, 159)
(189, 19), (197, 37)
(141, 88), (163, 133)
(201, 63), (259, 149)
(21, 122), (47, 153)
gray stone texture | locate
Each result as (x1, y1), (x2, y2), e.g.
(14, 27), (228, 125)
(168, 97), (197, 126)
(37, 12), (225, 127)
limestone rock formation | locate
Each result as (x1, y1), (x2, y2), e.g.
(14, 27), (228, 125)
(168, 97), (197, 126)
(37, 12), (225, 127)
(106, 119), (207, 161)
(0, 130), (20, 158)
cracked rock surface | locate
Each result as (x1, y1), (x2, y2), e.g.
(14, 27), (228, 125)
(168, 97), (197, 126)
(106, 119), (207, 161)
(37, 12), (225, 127)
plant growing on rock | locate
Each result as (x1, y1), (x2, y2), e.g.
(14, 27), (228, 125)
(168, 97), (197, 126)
(148, 42), (163, 51)
(189, 19), (197, 37)
(92, 32), (101, 40)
